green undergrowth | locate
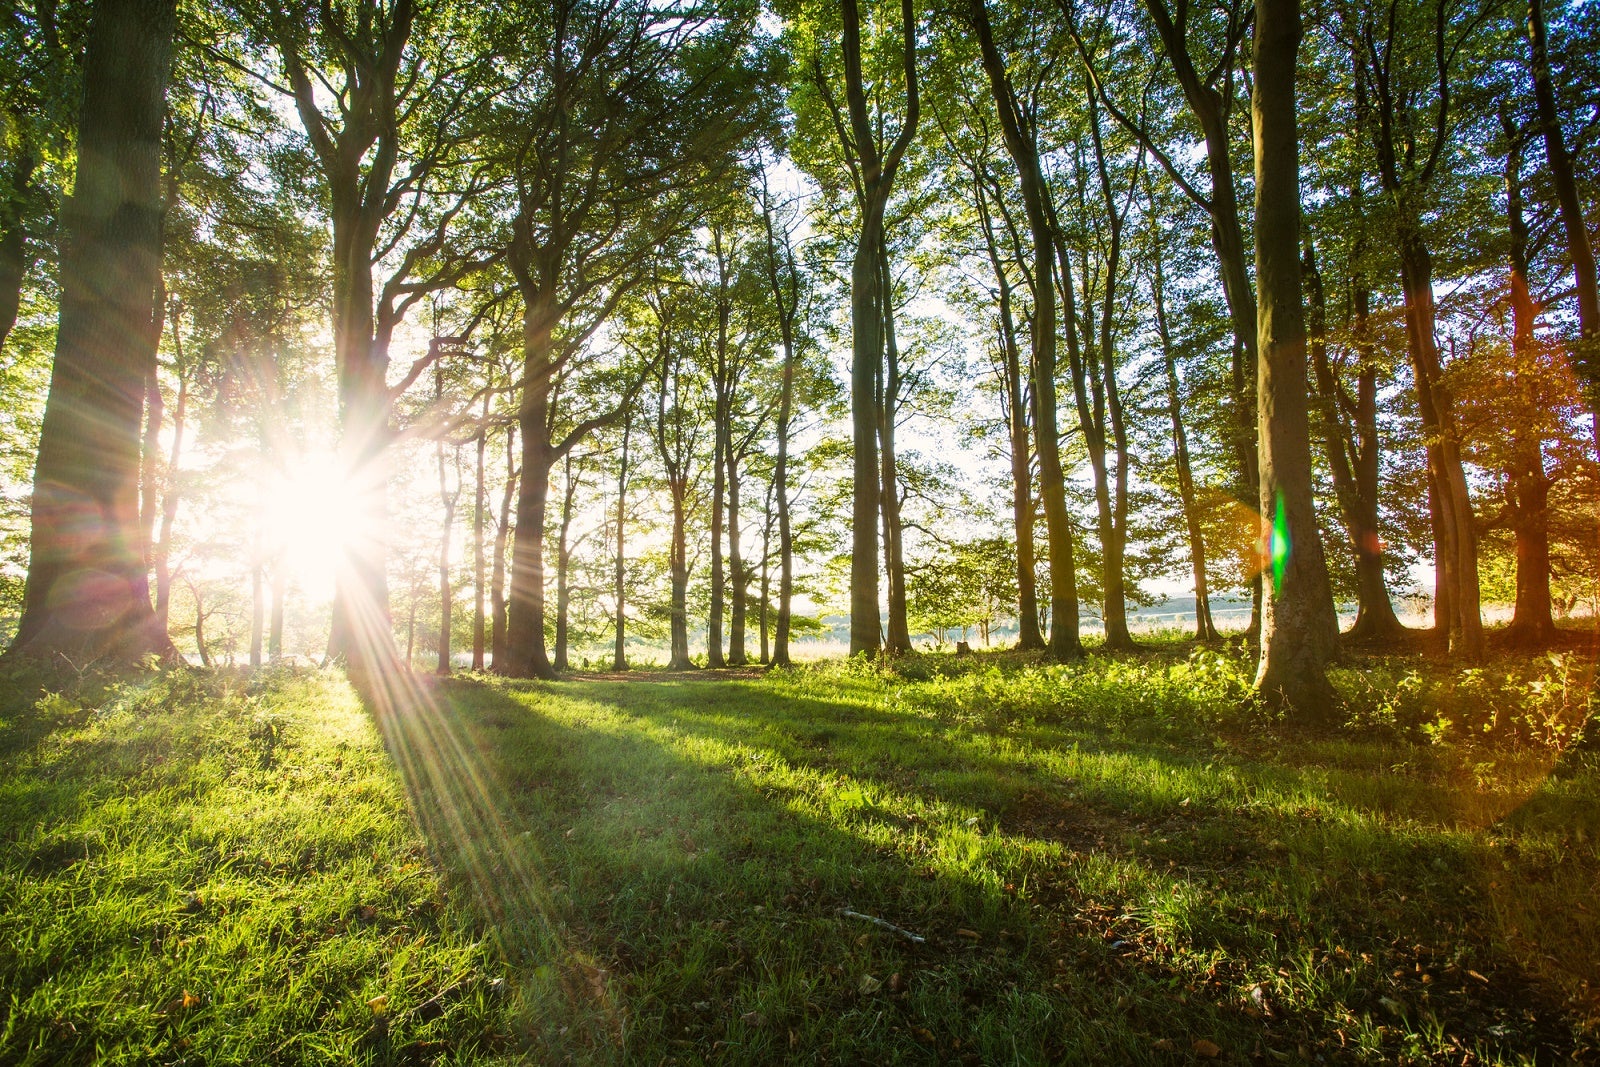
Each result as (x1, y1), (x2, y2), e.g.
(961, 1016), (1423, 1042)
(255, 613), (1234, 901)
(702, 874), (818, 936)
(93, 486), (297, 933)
(2, 647), (1598, 1064)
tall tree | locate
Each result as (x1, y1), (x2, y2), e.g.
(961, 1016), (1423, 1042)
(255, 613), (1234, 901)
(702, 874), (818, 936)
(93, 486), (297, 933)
(9, 0), (179, 662)
(1251, 0), (1340, 711)
(253, 0), (492, 676)
(967, 0), (1083, 659)
(828, 0), (921, 656)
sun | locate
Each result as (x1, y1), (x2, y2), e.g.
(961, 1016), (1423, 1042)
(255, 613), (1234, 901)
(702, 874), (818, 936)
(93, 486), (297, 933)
(262, 456), (376, 599)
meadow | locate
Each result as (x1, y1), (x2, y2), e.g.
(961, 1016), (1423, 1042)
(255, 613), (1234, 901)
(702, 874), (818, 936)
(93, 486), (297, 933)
(1, 640), (1597, 1064)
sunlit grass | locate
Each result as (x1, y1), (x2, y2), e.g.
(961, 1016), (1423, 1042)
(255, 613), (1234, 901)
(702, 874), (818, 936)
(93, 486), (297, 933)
(2, 646), (1597, 1063)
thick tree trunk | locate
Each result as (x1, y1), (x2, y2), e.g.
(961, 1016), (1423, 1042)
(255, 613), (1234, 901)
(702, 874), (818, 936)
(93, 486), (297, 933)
(1151, 245), (1218, 642)
(490, 425), (516, 669)
(1303, 241), (1405, 640)
(849, 202), (885, 656)
(505, 338), (557, 679)
(9, 0), (178, 663)
(613, 416), (631, 671)
(1251, 0), (1340, 715)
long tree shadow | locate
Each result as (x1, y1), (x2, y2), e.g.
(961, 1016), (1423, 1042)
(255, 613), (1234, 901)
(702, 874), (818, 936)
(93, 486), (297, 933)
(357, 670), (1596, 1064)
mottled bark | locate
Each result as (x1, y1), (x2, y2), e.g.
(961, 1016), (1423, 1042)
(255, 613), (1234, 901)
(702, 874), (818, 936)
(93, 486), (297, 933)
(9, 0), (178, 663)
(1251, 0), (1341, 714)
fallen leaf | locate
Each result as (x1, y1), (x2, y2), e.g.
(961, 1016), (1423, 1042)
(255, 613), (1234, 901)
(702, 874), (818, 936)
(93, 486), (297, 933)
(955, 929), (981, 940)
(858, 974), (882, 995)
(740, 1010), (765, 1028)
(1192, 1038), (1221, 1058)
(911, 1027), (933, 1043)
(887, 972), (905, 993)
(368, 994), (389, 1016)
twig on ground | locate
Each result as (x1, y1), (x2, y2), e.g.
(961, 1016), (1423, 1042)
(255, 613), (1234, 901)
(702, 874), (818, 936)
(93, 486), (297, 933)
(836, 908), (927, 944)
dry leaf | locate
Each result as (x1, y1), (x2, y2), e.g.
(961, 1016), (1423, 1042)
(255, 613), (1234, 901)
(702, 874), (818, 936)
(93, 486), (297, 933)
(367, 994), (389, 1016)
(955, 929), (981, 940)
(858, 974), (882, 995)
(1192, 1038), (1222, 1058)
(740, 1010), (765, 1028)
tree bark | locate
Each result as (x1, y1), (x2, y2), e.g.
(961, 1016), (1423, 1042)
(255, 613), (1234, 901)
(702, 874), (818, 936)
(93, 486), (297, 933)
(973, 176), (1044, 650)
(1151, 240), (1219, 642)
(1501, 129), (1558, 645)
(1303, 240), (1405, 640)
(1084, 89), (1136, 651)
(1526, 0), (1600, 417)
(435, 433), (459, 677)
(727, 449), (749, 664)
(759, 180), (800, 668)
(504, 303), (559, 680)
(472, 403), (487, 670)
(1251, 0), (1341, 714)
(490, 424), (517, 670)
(613, 413), (631, 671)
(0, 154), (36, 353)
(9, 0), (178, 664)
(553, 452), (580, 671)
(839, 0), (918, 657)
(877, 238), (912, 655)
(969, 0), (1080, 659)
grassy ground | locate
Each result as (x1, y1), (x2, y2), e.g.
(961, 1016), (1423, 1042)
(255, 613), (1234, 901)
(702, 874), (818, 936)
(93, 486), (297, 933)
(1, 642), (1597, 1064)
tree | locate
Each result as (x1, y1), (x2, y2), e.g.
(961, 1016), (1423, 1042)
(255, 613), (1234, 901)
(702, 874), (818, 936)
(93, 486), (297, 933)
(965, 0), (1083, 659)
(1251, 0), (1340, 712)
(8, 0), (179, 663)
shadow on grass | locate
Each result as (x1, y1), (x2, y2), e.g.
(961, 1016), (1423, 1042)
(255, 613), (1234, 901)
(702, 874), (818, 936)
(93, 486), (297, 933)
(353, 669), (1596, 1064)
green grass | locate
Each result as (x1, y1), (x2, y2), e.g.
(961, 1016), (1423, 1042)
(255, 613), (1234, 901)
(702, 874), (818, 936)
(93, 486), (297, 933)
(2, 646), (1598, 1064)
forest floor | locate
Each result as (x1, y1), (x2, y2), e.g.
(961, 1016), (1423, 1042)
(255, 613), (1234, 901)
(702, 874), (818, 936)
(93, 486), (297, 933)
(1, 639), (1598, 1065)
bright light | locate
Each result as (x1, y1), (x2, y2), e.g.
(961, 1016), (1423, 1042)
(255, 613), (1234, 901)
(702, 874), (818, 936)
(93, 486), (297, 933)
(262, 456), (373, 600)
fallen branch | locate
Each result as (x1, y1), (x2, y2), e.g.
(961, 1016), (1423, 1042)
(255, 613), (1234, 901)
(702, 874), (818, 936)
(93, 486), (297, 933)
(836, 908), (926, 944)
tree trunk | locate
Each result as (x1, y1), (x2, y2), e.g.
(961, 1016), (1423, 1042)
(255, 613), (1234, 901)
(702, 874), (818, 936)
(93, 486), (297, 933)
(1085, 91), (1135, 651)
(760, 176), (800, 669)
(250, 555), (264, 668)
(708, 409), (728, 667)
(1151, 243), (1219, 642)
(759, 478), (773, 665)
(472, 405), (487, 671)
(435, 439), (458, 677)
(1502, 132), (1558, 645)
(1527, 0), (1600, 418)
(1303, 241), (1405, 640)
(553, 452), (579, 672)
(269, 565), (285, 660)
(504, 311), (557, 679)
(613, 414), (631, 671)
(969, 0), (1080, 660)
(0, 154), (36, 353)
(840, 0), (918, 658)
(878, 237), (912, 655)
(153, 326), (188, 633)
(1396, 219), (1485, 660)
(728, 450), (748, 664)
(8, 0), (178, 664)
(490, 424), (517, 670)
(974, 182), (1044, 650)
(668, 481), (692, 669)
(1251, 0), (1340, 715)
